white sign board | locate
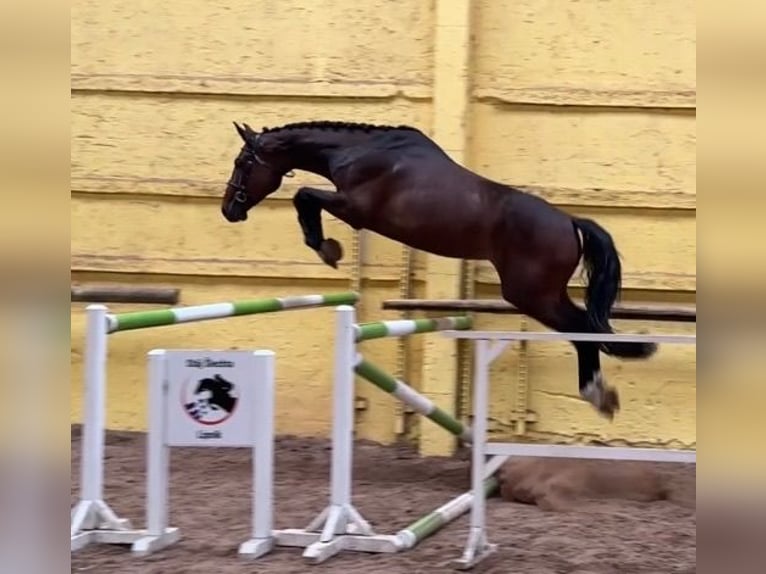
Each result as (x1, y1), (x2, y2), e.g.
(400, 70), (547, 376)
(162, 350), (262, 447)
(134, 349), (276, 559)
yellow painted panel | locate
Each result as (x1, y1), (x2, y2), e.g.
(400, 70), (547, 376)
(71, 0), (433, 97)
(71, 193), (409, 280)
(474, 0), (696, 107)
(418, 0), (473, 457)
(470, 103), (696, 210)
(70, 274), (398, 439)
(71, 94), (431, 197)
(475, 209), (696, 293)
(521, 318), (696, 447)
(358, 230), (414, 282)
(352, 284), (417, 445)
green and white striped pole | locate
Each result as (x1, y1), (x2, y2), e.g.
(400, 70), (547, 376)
(344, 309), (508, 552)
(353, 315), (473, 443)
(355, 316), (472, 342)
(396, 476), (499, 549)
(353, 355), (509, 551)
(106, 292), (359, 333)
(353, 314), (473, 441)
(354, 358), (473, 444)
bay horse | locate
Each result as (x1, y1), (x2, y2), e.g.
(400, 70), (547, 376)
(220, 120), (657, 420)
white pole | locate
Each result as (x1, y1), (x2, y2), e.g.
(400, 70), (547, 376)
(81, 304), (109, 502)
(146, 350), (168, 536)
(327, 305), (357, 536)
(469, 339), (489, 537)
(252, 350), (275, 542)
(455, 338), (497, 568)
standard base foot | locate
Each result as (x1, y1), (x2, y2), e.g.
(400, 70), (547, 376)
(273, 503), (402, 563)
(303, 538), (345, 564)
(130, 528), (182, 557)
(452, 528), (497, 570)
(239, 537), (275, 560)
(71, 527), (148, 552)
(71, 499), (138, 552)
(275, 529), (402, 564)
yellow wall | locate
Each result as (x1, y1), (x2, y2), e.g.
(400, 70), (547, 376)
(71, 0), (696, 455)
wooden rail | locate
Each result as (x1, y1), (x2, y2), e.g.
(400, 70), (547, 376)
(71, 285), (181, 305)
(382, 299), (696, 323)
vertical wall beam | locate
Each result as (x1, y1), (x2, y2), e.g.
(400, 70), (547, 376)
(419, 0), (474, 457)
(395, 244), (415, 438)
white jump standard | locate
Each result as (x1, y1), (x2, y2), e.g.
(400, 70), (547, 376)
(71, 292), (357, 552)
(70, 305), (136, 551)
(272, 306), (404, 562)
(442, 328), (697, 569)
(274, 305), (507, 564)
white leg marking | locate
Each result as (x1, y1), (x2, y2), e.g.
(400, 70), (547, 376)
(580, 371), (604, 407)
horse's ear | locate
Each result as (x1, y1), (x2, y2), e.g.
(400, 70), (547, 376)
(233, 121), (248, 142)
(236, 122), (261, 148)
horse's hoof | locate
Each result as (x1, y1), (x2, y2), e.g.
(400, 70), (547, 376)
(581, 378), (620, 420)
(599, 386), (620, 420)
(318, 238), (343, 268)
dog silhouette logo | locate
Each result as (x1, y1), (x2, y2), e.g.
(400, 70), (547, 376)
(181, 374), (239, 425)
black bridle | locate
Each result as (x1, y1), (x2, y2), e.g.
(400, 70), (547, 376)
(227, 142), (294, 204)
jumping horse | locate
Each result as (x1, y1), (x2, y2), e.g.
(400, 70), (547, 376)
(221, 120), (657, 419)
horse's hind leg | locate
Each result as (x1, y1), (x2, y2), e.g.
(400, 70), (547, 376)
(574, 340), (620, 419)
(292, 187), (347, 268)
(553, 297), (620, 419)
(511, 291), (620, 419)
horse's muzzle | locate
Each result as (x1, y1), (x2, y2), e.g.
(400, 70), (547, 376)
(222, 204), (248, 222)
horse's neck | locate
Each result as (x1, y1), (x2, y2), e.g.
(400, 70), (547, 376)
(280, 131), (349, 179)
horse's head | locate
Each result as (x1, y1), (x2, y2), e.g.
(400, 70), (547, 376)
(195, 374), (234, 403)
(221, 122), (291, 222)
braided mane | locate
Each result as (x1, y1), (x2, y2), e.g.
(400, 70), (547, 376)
(260, 120), (421, 134)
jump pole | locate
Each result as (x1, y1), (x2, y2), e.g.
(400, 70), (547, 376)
(353, 358), (507, 550)
(71, 292), (359, 552)
(354, 314), (510, 550)
(282, 305), (506, 563)
(104, 292), (360, 332)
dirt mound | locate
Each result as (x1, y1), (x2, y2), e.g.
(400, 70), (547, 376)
(497, 457), (670, 511)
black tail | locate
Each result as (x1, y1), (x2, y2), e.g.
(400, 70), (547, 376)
(572, 217), (657, 359)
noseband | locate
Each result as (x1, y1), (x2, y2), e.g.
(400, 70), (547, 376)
(228, 145), (294, 204)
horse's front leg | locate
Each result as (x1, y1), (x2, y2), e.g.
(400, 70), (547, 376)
(292, 187), (350, 269)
